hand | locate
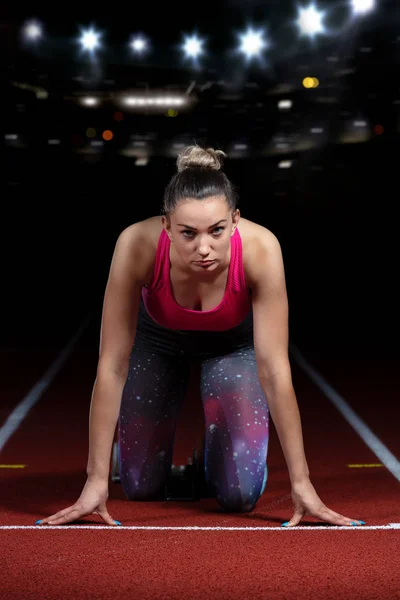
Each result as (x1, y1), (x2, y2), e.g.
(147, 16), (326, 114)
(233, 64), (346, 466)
(283, 478), (365, 527)
(36, 477), (120, 527)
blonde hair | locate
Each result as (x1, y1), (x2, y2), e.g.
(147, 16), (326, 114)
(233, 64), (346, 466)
(177, 145), (226, 172)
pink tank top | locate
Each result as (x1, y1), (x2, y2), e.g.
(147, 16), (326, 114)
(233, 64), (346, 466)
(141, 228), (252, 331)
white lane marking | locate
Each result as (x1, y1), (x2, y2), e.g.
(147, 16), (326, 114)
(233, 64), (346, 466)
(1, 524), (399, 531)
(0, 317), (90, 452)
(289, 343), (400, 481)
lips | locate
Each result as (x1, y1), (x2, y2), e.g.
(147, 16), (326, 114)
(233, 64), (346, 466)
(196, 261), (214, 265)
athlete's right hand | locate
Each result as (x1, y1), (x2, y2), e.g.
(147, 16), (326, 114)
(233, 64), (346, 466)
(36, 477), (120, 527)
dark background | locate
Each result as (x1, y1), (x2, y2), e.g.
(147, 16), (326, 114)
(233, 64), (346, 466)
(1, 0), (398, 358)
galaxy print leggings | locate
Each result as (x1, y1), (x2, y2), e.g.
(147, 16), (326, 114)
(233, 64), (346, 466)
(117, 301), (269, 513)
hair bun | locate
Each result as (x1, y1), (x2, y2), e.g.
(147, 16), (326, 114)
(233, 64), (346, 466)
(177, 145), (226, 173)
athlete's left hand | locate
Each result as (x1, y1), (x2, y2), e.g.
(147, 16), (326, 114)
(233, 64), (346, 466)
(282, 478), (365, 527)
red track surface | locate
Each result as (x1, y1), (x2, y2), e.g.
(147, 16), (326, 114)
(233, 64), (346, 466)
(1, 327), (399, 599)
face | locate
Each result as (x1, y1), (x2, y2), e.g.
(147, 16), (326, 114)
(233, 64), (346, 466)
(162, 195), (240, 273)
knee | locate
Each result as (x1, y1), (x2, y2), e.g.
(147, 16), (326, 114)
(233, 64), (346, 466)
(124, 489), (164, 501)
(214, 465), (268, 513)
(216, 489), (258, 513)
(120, 472), (165, 501)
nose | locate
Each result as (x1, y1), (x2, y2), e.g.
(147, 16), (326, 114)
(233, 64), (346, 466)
(197, 237), (211, 258)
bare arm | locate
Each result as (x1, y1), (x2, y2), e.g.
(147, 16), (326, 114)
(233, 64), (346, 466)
(86, 225), (148, 483)
(250, 230), (366, 528)
(250, 230), (310, 485)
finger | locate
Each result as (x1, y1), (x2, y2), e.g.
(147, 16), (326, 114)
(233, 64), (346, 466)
(282, 510), (304, 527)
(316, 507), (364, 527)
(94, 508), (121, 527)
(47, 508), (83, 526)
(38, 506), (77, 525)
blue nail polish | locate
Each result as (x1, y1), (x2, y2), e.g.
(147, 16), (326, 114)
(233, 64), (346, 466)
(114, 520), (122, 526)
(351, 522), (359, 526)
(281, 522), (289, 527)
(35, 520), (42, 525)
(359, 520), (366, 525)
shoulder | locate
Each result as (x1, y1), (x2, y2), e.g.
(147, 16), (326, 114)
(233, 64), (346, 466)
(239, 218), (283, 289)
(114, 216), (163, 284)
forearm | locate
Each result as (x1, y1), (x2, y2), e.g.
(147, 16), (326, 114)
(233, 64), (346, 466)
(260, 373), (310, 486)
(86, 368), (127, 482)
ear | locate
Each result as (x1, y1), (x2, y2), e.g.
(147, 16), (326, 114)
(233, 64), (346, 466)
(162, 215), (173, 240)
(231, 209), (240, 235)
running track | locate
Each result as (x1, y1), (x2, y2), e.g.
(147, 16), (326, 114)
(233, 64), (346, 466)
(1, 317), (399, 599)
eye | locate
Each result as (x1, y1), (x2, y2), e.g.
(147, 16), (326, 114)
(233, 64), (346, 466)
(182, 227), (225, 239)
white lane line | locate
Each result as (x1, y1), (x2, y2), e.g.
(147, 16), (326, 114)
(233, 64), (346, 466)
(0, 317), (90, 452)
(1, 524), (399, 531)
(289, 343), (400, 482)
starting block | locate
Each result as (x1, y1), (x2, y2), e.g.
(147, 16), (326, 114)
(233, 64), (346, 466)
(110, 441), (212, 500)
(110, 439), (120, 484)
(165, 448), (200, 501)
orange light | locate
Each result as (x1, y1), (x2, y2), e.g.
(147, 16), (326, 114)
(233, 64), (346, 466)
(102, 130), (113, 141)
(373, 124), (384, 135)
(302, 77), (319, 89)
